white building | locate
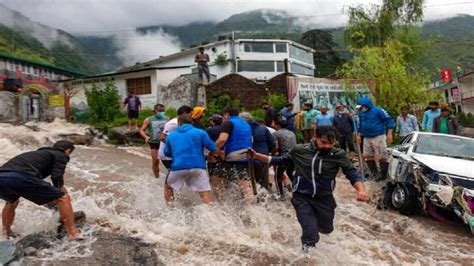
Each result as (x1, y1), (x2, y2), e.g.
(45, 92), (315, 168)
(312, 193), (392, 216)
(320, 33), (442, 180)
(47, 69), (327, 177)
(143, 39), (315, 81)
(69, 38), (316, 109)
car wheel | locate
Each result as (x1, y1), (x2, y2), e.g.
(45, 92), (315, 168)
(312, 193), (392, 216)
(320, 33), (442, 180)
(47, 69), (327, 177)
(383, 182), (395, 208)
(391, 183), (418, 215)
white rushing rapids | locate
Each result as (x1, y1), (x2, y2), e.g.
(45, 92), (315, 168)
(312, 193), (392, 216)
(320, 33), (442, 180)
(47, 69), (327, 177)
(0, 120), (472, 264)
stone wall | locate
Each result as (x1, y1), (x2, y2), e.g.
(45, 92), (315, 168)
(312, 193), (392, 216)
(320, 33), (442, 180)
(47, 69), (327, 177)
(0, 91), (19, 123)
(158, 76), (198, 109)
(205, 73), (291, 109)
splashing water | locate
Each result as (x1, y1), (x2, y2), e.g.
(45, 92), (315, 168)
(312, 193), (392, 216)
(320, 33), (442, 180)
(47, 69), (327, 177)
(0, 120), (473, 264)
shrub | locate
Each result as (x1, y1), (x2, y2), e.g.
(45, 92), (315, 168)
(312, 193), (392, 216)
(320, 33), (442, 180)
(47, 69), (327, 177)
(165, 108), (177, 118)
(85, 79), (121, 124)
(458, 112), (474, 128)
(249, 109), (265, 122)
(265, 93), (287, 111)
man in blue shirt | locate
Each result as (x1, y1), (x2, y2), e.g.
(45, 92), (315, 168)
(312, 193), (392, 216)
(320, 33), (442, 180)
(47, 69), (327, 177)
(164, 105), (218, 205)
(396, 106), (419, 139)
(279, 103), (297, 132)
(314, 105), (333, 132)
(422, 101), (440, 132)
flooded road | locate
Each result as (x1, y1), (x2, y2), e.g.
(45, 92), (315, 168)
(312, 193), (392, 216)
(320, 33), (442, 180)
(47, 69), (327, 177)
(1, 120), (473, 264)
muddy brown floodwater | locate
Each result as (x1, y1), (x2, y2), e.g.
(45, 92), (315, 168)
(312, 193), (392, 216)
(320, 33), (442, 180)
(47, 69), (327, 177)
(1, 121), (473, 264)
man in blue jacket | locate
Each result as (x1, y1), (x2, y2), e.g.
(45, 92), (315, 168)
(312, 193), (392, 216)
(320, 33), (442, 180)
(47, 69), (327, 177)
(249, 126), (369, 250)
(164, 105), (218, 205)
(356, 98), (394, 181)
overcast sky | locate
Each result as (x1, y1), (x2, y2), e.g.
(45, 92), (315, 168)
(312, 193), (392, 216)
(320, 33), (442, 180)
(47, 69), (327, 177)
(1, 0), (473, 35)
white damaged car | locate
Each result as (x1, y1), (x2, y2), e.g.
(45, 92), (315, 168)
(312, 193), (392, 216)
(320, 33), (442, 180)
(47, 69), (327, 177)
(383, 132), (474, 233)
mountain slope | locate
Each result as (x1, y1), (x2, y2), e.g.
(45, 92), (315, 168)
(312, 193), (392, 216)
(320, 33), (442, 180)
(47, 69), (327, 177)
(0, 3), (104, 74)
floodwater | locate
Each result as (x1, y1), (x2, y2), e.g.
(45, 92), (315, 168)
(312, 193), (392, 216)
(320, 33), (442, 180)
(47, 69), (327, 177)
(0, 120), (472, 265)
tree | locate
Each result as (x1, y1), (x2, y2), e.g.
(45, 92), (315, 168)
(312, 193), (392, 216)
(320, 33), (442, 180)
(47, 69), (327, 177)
(344, 0), (425, 48)
(63, 82), (78, 122)
(338, 40), (437, 116)
(300, 29), (343, 77)
(85, 79), (121, 124)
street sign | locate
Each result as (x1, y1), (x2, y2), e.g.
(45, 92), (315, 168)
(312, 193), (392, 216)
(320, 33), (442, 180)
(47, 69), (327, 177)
(48, 94), (65, 107)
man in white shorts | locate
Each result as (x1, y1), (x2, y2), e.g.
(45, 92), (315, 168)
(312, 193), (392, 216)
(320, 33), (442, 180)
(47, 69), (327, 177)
(163, 106), (218, 205)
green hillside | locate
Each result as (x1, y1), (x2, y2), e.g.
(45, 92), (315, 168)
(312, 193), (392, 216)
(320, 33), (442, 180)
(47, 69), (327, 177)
(0, 24), (54, 65)
(0, 23), (103, 74)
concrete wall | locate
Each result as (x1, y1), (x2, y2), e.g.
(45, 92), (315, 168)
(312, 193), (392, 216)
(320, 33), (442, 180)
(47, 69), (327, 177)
(0, 91), (19, 123)
(459, 74), (474, 114)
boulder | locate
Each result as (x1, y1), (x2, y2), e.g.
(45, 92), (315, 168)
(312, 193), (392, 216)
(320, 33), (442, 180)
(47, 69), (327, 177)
(57, 133), (95, 145)
(0, 91), (19, 123)
(107, 126), (145, 145)
(16, 231), (162, 265)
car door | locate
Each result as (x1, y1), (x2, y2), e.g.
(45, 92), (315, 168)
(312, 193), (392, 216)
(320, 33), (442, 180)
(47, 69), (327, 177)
(388, 133), (414, 180)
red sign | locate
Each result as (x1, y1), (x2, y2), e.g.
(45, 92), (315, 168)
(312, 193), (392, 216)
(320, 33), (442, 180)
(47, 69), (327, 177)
(441, 68), (452, 82)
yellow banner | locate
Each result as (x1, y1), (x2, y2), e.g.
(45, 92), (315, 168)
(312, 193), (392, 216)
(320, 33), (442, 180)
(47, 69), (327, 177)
(48, 95), (65, 107)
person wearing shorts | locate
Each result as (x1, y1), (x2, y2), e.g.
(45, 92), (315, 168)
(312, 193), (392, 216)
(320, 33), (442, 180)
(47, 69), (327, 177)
(0, 141), (80, 240)
(215, 107), (254, 204)
(139, 104), (168, 178)
(356, 97), (394, 181)
(163, 106), (217, 205)
(123, 91), (141, 131)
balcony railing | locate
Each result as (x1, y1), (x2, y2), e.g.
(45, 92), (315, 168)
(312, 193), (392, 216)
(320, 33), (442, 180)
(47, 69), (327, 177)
(462, 90), (474, 100)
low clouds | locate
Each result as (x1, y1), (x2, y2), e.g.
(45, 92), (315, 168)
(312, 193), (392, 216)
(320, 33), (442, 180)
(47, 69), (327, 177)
(114, 29), (182, 66)
(1, 0), (472, 35)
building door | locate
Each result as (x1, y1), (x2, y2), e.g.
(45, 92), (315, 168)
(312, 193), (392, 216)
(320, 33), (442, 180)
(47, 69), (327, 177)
(27, 93), (41, 121)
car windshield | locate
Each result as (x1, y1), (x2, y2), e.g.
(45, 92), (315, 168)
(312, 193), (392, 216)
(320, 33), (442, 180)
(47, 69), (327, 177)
(414, 134), (474, 160)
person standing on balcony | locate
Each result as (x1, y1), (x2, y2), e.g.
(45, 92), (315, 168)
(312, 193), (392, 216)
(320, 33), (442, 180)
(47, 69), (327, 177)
(195, 47), (211, 85)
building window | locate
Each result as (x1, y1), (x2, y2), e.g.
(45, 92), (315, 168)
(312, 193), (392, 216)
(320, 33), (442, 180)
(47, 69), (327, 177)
(276, 61), (285, 72)
(33, 67), (39, 76)
(243, 42), (274, 53)
(275, 43), (287, 53)
(290, 45), (313, 64)
(126, 76), (152, 95)
(238, 60), (275, 72)
(291, 63), (314, 76)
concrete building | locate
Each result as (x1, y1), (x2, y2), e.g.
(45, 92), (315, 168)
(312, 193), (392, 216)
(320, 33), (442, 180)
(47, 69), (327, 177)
(0, 52), (83, 91)
(68, 38), (316, 110)
(142, 39), (315, 81)
(458, 71), (474, 114)
(0, 52), (85, 122)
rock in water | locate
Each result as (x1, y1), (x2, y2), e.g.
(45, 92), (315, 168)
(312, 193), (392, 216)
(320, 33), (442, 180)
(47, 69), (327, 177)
(16, 231), (162, 265)
(0, 240), (23, 264)
(107, 126), (144, 145)
(57, 133), (95, 145)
